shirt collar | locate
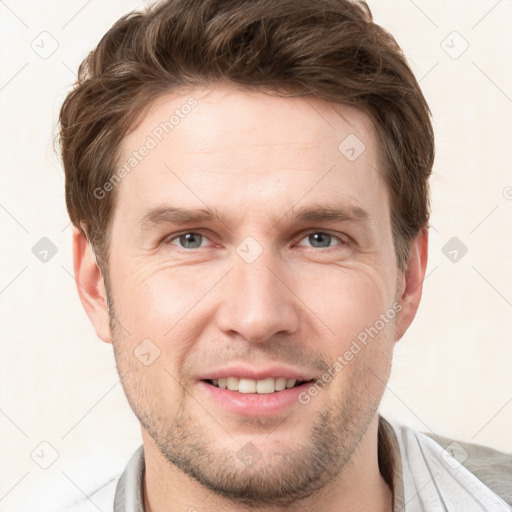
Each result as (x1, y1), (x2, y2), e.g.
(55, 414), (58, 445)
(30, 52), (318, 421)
(114, 444), (145, 512)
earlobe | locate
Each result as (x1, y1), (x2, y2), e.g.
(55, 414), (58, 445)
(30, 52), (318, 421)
(72, 226), (112, 344)
(394, 227), (429, 342)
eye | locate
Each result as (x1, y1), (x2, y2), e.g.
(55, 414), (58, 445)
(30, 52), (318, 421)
(165, 230), (349, 251)
(296, 231), (347, 249)
(168, 232), (210, 250)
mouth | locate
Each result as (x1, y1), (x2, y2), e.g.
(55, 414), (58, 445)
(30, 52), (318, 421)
(197, 365), (318, 416)
(199, 376), (316, 417)
(204, 377), (313, 394)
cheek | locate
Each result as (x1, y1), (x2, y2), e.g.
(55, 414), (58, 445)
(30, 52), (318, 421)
(110, 261), (224, 385)
(324, 315), (395, 408)
(292, 262), (396, 348)
(110, 247), (397, 361)
(113, 340), (184, 424)
(291, 262), (397, 399)
(112, 260), (207, 337)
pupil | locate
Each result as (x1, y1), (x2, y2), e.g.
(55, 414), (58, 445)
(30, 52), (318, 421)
(310, 233), (331, 248)
(181, 233), (202, 249)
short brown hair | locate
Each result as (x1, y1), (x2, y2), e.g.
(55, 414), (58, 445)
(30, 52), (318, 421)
(59, 0), (434, 276)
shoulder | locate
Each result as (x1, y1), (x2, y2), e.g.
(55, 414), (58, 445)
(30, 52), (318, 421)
(54, 445), (145, 512)
(424, 432), (512, 507)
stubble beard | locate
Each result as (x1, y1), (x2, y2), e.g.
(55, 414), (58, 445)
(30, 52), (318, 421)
(107, 295), (391, 508)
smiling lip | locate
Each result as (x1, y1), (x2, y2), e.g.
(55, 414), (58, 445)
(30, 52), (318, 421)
(199, 380), (313, 416)
(198, 364), (315, 382)
(197, 364), (317, 417)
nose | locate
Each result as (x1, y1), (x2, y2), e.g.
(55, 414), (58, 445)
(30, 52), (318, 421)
(215, 245), (299, 344)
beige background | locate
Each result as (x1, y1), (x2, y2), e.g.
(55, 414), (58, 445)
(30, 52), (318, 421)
(1, 0), (511, 510)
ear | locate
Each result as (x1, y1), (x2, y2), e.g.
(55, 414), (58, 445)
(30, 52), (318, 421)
(394, 227), (429, 342)
(72, 226), (112, 344)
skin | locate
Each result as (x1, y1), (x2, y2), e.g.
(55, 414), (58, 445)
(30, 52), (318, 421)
(73, 83), (428, 512)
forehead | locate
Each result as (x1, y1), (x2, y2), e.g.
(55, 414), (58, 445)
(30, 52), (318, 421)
(114, 83), (387, 229)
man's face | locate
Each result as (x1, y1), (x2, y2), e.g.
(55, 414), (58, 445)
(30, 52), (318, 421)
(103, 84), (404, 504)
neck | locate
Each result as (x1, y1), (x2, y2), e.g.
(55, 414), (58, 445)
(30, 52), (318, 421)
(142, 415), (393, 512)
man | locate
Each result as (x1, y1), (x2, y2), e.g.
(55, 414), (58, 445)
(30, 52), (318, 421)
(58, 0), (512, 510)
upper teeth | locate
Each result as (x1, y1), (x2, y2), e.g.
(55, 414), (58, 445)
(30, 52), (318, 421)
(212, 377), (298, 394)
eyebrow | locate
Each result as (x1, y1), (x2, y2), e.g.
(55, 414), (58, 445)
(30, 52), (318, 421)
(139, 203), (369, 229)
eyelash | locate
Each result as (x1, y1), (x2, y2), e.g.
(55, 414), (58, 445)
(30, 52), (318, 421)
(165, 230), (350, 251)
